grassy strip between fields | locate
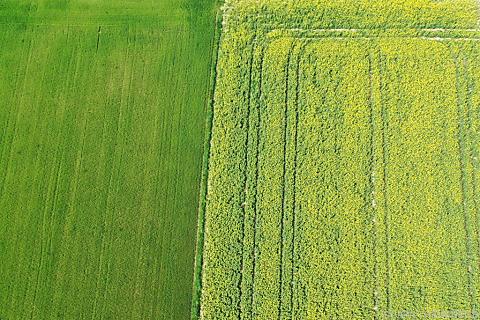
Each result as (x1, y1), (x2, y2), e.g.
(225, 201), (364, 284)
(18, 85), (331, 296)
(191, 6), (224, 320)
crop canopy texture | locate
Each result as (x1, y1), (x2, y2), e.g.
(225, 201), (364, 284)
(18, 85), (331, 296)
(196, 0), (480, 319)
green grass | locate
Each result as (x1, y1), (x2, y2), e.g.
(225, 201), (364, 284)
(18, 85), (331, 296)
(0, 0), (219, 319)
(197, 0), (480, 319)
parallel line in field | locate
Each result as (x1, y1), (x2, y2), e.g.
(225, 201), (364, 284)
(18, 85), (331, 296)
(270, 35), (480, 42)
(0, 27), (15, 175)
(22, 35), (58, 318)
(302, 36), (480, 41)
(377, 50), (391, 315)
(452, 51), (477, 317)
(278, 42), (293, 320)
(0, 28), (21, 200)
(172, 49), (190, 314)
(57, 99), (88, 313)
(129, 31), (142, 319)
(150, 55), (163, 319)
(49, 33), (83, 318)
(31, 132), (55, 319)
(47, 25), (77, 275)
(98, 27), (136, 320)
(464, 56), (480, 271)
(154, 39), (171, 316)
(264, 28), (480, 42)
(153, 37), (171, 314)
(128, 28), (147, 318)
(268, 28), (480, 32)
(463, 53), (480, 310)
(30, 31), (78, 318)
(250, 44), (266, 320)
(477, 0), (480, 28)
(28, 46), (52, 317)
(5, 33), (35, 313)
(238, 34), (257, 319)
(465, 56), (480, 310)
(280, 39), (300, 320)
(289, 39), (309, 319)
(2, 22), (479, 32)
(0, 33), (33, 208)
(278, 35), (480, 41)
(289, 40), (300, 320)
(132, 37), (149, 320)
(367, 49), (380, 320)
(121, 28), (141, 315)
(92, 32), (116, 320)
(0, 20), (190, 28)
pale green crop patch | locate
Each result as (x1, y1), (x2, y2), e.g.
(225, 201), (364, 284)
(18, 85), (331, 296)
(195, 0), (480, 319)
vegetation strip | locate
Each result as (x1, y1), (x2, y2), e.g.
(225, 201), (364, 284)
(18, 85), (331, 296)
(191, 7), (225, 320)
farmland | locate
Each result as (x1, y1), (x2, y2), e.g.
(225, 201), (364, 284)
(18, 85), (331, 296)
(197, 0), (480, 319)
(0, 0), (218, 319)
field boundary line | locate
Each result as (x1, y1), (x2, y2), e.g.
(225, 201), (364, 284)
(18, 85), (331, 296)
(452, 50), (477, 318)
(190, 7), (224, 320)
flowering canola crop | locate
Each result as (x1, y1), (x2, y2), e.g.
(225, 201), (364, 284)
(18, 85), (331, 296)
(196, 1), (480, 319)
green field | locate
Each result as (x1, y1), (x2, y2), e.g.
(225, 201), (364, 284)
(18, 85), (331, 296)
(0, 0), (218, 319)
(197, 0), (480, 319)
